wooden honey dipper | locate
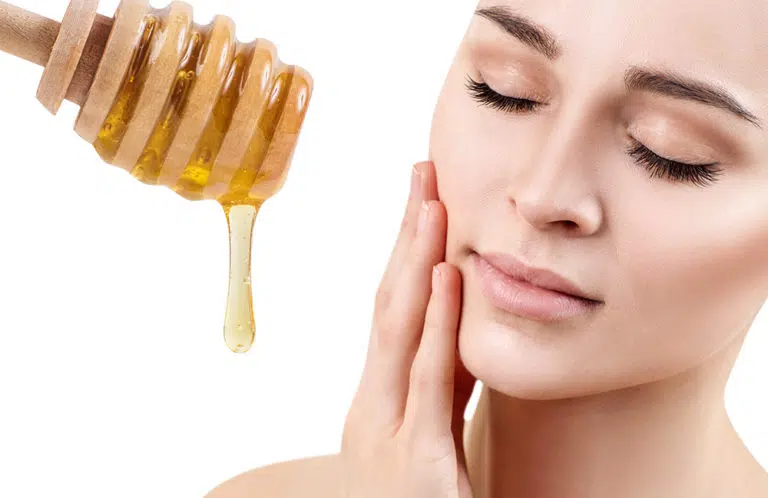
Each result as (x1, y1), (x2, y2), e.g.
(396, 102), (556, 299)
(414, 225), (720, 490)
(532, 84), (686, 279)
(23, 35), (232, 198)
(0, 0), (314, 352)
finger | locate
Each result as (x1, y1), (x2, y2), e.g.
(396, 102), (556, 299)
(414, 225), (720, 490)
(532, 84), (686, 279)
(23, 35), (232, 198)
(358, 161), (426, 400)
(358, 199), (447, 431)
(377, 161), (433, 304)
(402, 262), (463, 440)
(451, 349), (476, 465)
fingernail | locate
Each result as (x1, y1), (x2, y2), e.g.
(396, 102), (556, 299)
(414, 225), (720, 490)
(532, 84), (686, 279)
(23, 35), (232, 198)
(433, 264), (443, 287)
(418, 201), (430, 234)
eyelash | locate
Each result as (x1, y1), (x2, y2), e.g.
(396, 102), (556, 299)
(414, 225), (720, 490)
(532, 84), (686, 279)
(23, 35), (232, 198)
(464, 75), (724, 187)
(465, 74), (543, 113)
(624, 140), (723, 188)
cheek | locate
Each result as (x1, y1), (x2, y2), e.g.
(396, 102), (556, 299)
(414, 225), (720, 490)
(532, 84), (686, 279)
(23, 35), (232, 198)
(615, 186), (768, 366)
(429, 69), (484, 187)
(429, 62), (536, 253)
(429, 68), (494, 257)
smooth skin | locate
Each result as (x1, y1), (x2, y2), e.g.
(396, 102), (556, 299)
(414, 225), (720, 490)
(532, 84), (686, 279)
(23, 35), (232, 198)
(207, 0), (768, 495)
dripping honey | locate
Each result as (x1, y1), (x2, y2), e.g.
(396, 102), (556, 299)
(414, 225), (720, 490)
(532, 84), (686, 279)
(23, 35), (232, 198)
(223, 203), (259, 353)
(91, 7), (310, 353)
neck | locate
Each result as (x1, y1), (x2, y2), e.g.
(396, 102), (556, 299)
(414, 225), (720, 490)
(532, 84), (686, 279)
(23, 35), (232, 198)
(465, 332), (755, 498)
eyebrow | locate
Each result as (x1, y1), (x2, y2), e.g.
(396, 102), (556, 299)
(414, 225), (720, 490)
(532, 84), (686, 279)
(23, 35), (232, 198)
(474, 5), (763, 129)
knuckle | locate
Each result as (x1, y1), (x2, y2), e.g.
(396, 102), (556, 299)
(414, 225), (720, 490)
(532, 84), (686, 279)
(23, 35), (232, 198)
(420, 443), (453, 466)
(410, 355), (453, 393)
(372, 309), (406, 351)
(401, 422), (452, 464)
(409, 360), (432, 393)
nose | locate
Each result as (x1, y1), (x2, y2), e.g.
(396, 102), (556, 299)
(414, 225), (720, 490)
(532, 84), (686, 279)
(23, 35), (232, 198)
(507, 119), (604, 236)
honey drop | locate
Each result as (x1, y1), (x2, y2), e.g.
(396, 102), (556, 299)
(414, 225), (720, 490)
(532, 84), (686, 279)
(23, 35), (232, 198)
(222, 203), (260, 353)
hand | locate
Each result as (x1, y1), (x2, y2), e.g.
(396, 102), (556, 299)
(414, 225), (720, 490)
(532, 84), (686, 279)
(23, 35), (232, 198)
(339, 161), (477, 498)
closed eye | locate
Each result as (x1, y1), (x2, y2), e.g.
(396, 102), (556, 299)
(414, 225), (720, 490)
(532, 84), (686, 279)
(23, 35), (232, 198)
(464, 74), (723, 187)
(465, 75), (543, 113)
(624, 139), (723, 187)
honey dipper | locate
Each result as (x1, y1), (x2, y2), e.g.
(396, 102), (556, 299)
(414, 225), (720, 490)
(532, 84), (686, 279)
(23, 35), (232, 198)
(0, 0), (314, 353)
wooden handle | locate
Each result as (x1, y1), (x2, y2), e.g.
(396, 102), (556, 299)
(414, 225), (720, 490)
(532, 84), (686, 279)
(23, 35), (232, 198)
(0, 1), (113, 107)
(0, 0), (313, 207)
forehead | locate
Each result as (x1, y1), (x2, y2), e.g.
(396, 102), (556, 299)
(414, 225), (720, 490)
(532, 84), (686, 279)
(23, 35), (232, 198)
(472, 0), (768, 110)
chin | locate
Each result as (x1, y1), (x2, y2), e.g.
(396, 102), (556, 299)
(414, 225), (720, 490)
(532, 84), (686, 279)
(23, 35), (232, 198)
(458, 329), (571, 401)
(457, 304), (579, 400)
(455, 303), (668, 401)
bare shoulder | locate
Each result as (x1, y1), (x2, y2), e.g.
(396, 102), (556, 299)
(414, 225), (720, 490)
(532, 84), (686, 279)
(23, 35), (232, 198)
(744, 466), (768, 498)
(205, 453), (343, 498)
(753, 465), (768, 497)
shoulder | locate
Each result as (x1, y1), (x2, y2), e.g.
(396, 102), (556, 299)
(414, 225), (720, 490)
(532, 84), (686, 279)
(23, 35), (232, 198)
(205, 453), (343, 498)
(753, 466), (768, 497)
(744, 467), (768, 498)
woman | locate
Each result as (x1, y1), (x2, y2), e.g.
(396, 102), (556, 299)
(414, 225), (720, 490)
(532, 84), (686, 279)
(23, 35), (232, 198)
(208, 0), (768, 496)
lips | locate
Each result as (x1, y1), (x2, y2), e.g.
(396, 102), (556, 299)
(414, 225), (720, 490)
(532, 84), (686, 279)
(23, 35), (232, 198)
(477, 251), (601, 303)
(472, 252), (602, 321)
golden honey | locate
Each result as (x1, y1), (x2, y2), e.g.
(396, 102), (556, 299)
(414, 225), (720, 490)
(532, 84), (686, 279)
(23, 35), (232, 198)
(90, 4), (312, 352)
(223, 203), (259, 353)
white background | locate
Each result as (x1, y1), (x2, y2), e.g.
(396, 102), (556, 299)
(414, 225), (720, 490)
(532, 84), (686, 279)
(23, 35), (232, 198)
(0, 1), (765, 497)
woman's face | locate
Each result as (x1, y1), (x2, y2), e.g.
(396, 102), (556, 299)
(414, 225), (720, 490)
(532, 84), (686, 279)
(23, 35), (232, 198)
(429, 0), (768, 399)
